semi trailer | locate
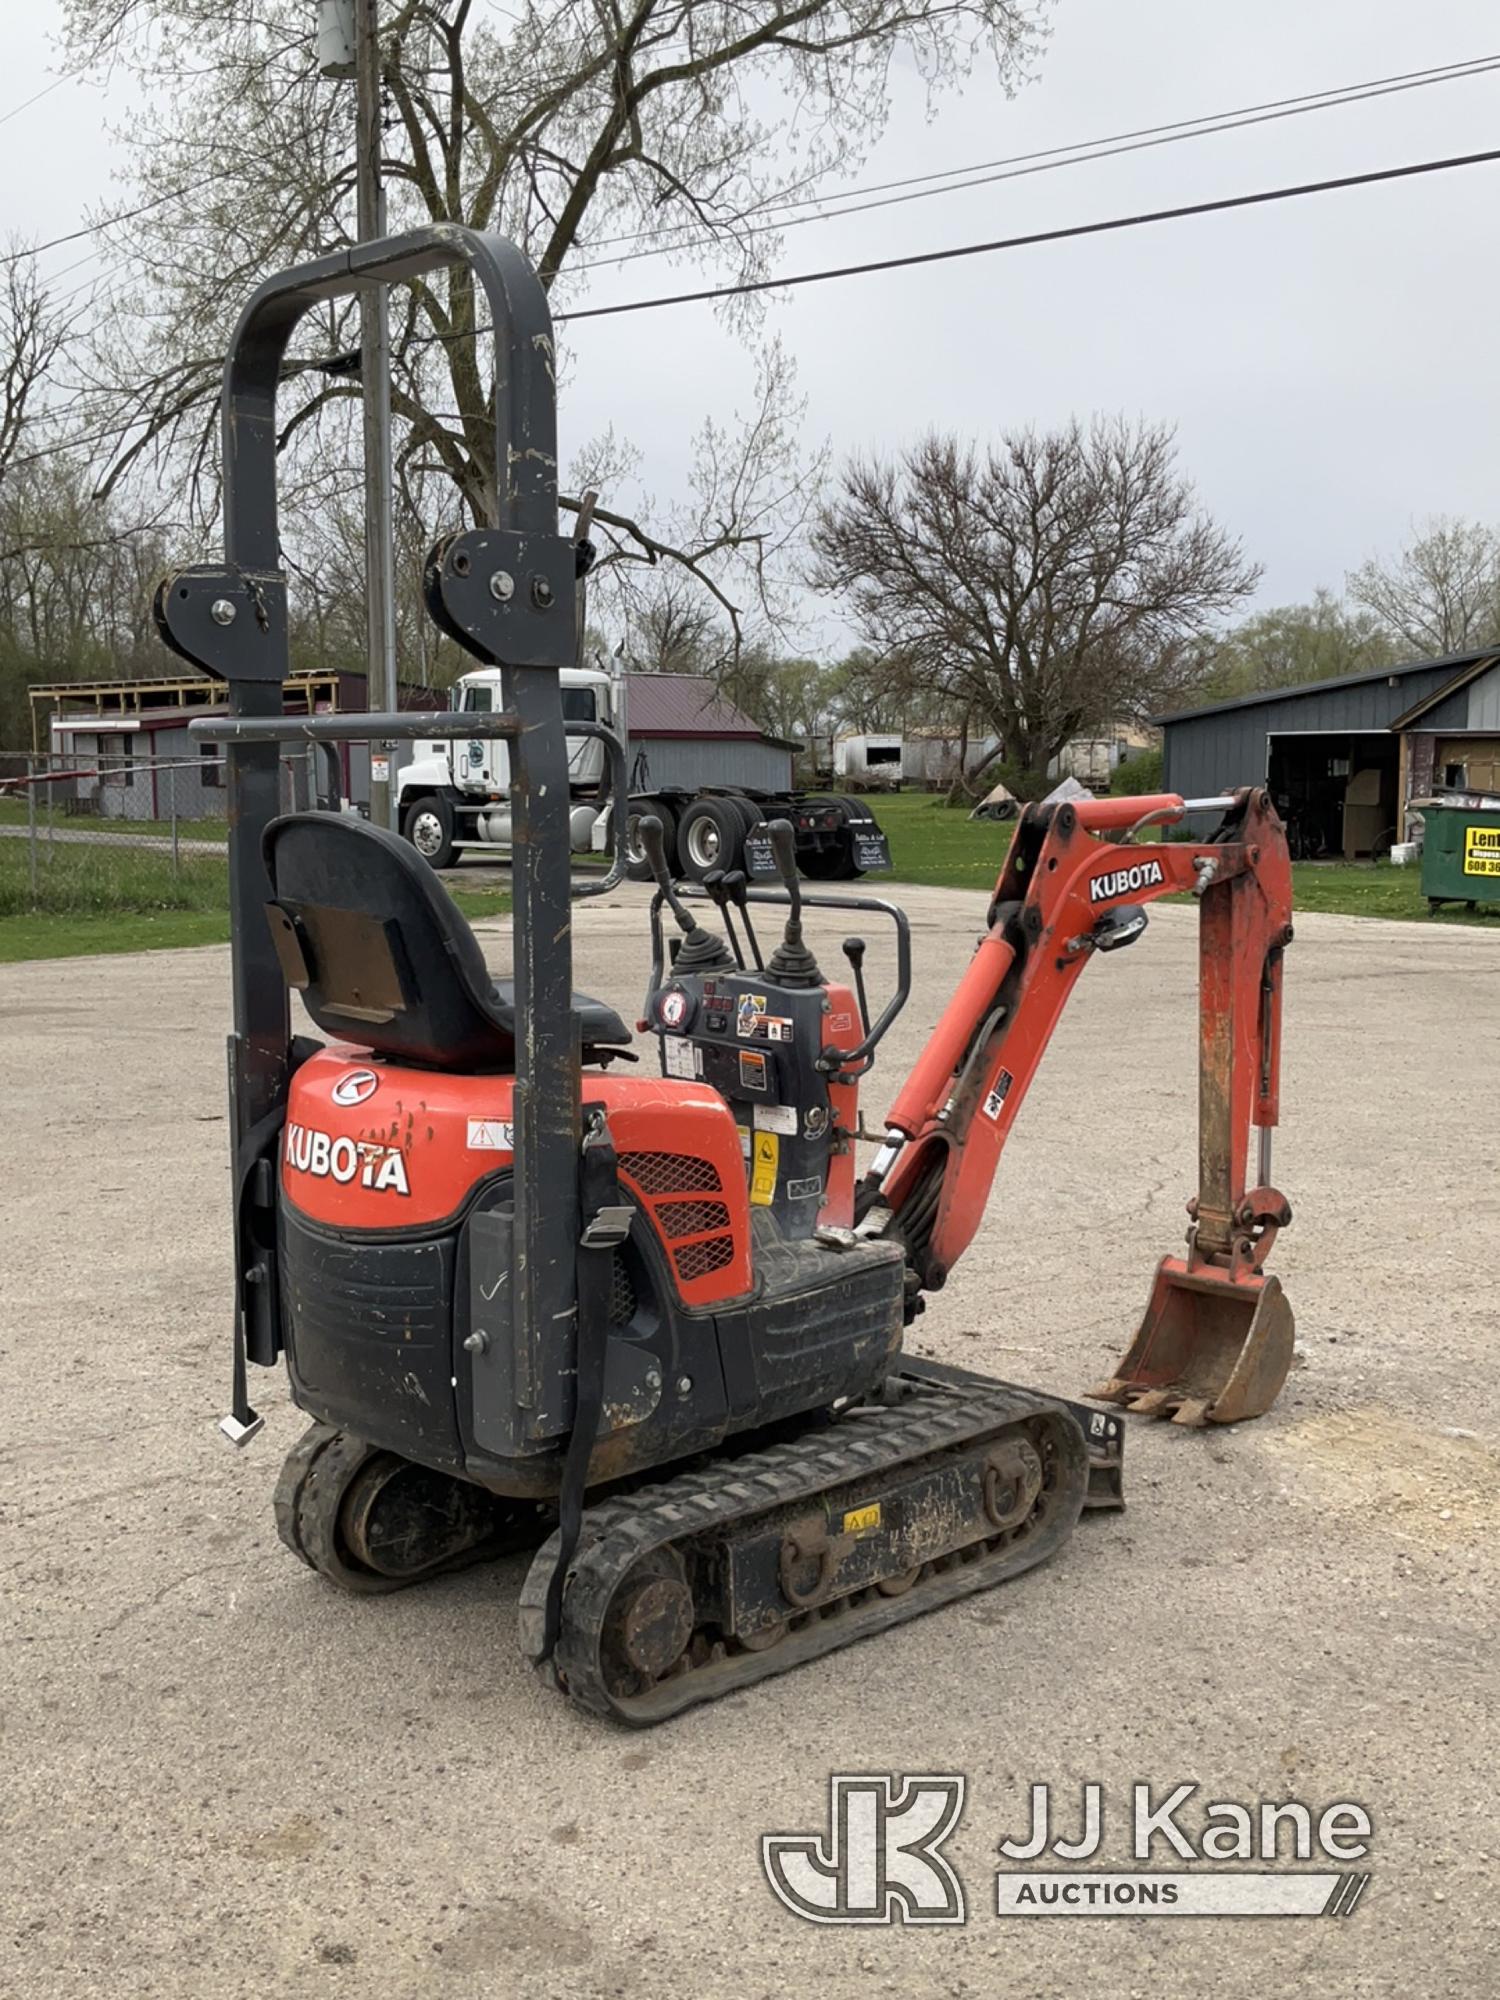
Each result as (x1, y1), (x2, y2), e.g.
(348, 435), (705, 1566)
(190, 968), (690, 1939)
(395, 664), (890, 882)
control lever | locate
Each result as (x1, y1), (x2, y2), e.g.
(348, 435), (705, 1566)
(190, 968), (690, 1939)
(702, 868), (746, 969)
(722, 870), (764, 971)
(841, 936), (871, 1033)
(641, 816), (733, 973)
(763, 818), (823, 988)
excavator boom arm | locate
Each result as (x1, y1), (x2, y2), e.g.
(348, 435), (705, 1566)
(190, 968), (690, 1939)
(867, 787), (1294, 1423)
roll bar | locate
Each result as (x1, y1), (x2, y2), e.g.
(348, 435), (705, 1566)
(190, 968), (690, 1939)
(155, 226), (588, 1425)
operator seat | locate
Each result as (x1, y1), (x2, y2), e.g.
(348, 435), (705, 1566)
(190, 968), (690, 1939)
(262, 812), (631, 1071)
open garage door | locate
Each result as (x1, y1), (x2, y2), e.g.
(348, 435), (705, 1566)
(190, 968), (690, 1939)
(1267, 731), (1399, 860)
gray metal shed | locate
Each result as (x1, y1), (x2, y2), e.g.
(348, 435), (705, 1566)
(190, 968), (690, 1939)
(1157, 648), (1500, 858)
(624, 673), (797, 793)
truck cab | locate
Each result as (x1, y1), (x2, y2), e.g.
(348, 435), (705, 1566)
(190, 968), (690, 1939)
(397, 665), (618, 867)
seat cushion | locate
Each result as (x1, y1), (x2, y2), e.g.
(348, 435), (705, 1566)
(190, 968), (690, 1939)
(263, 811), (632, 1071)
(491, 979), (631, 1049)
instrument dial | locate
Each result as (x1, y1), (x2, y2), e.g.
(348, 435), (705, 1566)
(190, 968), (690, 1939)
(657, 985), (694, 1032)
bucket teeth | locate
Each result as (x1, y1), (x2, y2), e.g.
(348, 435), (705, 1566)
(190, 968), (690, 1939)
(1090, 1257), (1295, 1427)
(1124, 1389), (1174, 1417)
(1168, 1398), (1212, 1428)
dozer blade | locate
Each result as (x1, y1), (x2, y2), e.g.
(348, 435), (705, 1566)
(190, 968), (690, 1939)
(1090, 1255), (1294, 1426)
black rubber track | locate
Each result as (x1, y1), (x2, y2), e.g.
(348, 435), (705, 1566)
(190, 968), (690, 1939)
(519, 1376), (1089, 1725)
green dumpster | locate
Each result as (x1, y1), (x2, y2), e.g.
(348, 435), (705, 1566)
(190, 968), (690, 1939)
(1420, 800), (1500, 910)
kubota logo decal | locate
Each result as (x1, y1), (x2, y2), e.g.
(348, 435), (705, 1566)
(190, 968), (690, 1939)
(331, 1067), (380, 1106)
(285, 1122), (410, 1195)
(1089, 859), (1164, 904)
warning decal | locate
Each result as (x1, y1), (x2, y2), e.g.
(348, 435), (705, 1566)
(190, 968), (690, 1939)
(738, 1050), (768, 1091)
(982, 1069), (1015, 1122)
(1463, 825), (1500, 877)
(749, 1130), (779, 1207)
(661, 1036), (701, 1081)
(736, 992), (768, 1038)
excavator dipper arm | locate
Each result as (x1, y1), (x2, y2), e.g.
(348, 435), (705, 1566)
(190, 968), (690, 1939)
(863, 786), (1295, 1425)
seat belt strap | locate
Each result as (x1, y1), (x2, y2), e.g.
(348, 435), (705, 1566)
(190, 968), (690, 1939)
(538, 1107), (633, 1662)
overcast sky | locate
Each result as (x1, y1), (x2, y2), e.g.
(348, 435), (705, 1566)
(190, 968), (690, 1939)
(6, 1), (1500, 657)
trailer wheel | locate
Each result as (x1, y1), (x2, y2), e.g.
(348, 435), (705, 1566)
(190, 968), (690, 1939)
(726, 793), (764, 835)
(678, 795), (746, 880)
(403, 793), (457, 869)
(625, 799), (677, 881)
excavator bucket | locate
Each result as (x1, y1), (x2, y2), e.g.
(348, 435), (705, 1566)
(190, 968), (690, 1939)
(1091, 1256), (1294, 1426)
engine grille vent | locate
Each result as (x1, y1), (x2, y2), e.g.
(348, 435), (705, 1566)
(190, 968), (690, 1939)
(619, 1152), (722, 1197)
(619, 1153), (735, 1292)
(609, 1250), (636, 1326)
(653, 1198), (731, 1240)
(673, 1237), (735, 1282)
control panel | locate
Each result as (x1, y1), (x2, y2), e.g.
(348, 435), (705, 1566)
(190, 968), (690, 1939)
(648, 970), (859, 1234)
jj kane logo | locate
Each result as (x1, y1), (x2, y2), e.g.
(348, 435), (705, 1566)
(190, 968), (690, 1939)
(763, 1778), (1373, 1926)
(762, 1776), (966, 1925)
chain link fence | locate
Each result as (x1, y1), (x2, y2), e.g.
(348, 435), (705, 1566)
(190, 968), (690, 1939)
(0, 747), (331, 916)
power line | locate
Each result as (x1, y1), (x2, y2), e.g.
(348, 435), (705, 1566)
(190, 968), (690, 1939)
(18, 132), (1500, 474)
(0, 75), (71, 127)
(553, 143), (1500, 324)
(7, 48), (1496, 286)
(570, 51), (1500, 268)
(0, 178), (222, 270)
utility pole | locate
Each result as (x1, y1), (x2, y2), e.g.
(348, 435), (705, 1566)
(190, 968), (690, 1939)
(353, 0), (398, 827)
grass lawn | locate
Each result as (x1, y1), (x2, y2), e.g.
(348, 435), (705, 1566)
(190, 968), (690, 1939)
(860, 790), (1500, 927)
(0, 888), (512, 965)
(0, 909), (234, 963)
(0, 827), (510, 964)
(858, 789), (1015, 890)
(0, 797), (230, 840)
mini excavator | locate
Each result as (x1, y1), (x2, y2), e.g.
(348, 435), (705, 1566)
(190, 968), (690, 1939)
(157, 227), (1297, 1725)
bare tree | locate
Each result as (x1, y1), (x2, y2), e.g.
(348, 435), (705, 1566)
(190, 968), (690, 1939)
(717, 645), (832, 743)
(810, 418), (1260, 787)
(59, 0), (1045, 646)
(0, 257), (185, 742)
(1346, 518), (1500, 658)
(626, 570), (726, 674)
(0, 457), (177, 743)
(0, 254), (74, 521)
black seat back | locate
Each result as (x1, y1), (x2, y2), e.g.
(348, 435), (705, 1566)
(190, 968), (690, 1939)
(263, 812), (516, 1070)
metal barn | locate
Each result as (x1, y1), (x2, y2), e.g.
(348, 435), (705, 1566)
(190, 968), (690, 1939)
(623, 673), (797, 793)
(1158, 648), (1500, 859)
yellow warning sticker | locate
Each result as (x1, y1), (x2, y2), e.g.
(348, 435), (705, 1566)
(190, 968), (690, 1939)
(749, 1130), (779, 1206)
(1463, 825), (1500, 876)
(843, 1503), (881, 1535)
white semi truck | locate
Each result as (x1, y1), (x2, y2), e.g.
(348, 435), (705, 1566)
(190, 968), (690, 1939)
(396, 664), (890, 882)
